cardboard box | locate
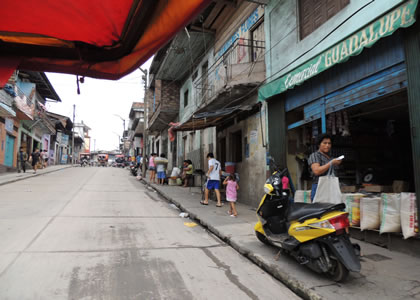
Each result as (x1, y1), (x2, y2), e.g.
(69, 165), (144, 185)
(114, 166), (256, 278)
(392, 180), (409, 193)
(363, 185), (393, 193)
(341, 185), (358, 193)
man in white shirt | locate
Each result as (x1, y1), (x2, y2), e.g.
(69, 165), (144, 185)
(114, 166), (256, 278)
(201, 153), (222, 207)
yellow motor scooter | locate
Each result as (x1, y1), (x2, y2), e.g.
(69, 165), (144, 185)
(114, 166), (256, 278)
(255, 167), (360, 282)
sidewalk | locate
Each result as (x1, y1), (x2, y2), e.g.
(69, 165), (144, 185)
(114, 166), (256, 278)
(141, 178), (420, 300)
(0, 164), (72, 186)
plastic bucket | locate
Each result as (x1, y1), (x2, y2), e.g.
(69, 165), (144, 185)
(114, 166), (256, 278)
(225, 162), (235, 174)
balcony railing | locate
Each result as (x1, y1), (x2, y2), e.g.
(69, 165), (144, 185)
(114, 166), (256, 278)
(193, 38), (265, 106)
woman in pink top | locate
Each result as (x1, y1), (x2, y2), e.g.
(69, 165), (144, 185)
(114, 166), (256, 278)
(149, 153), (157, 183)
(223, 174), (239, 217)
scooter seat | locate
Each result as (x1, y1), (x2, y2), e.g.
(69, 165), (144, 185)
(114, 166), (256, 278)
(287, 202), (345, 222)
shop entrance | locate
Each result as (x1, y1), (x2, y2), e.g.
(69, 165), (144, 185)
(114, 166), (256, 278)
(289, 90), (415, 193)
(342, 90), (414, 190)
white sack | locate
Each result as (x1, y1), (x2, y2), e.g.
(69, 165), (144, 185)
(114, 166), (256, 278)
(294, 190), (311, 203)
(313, 176), (342, 204)
(400, 193), (418, 239)
(343, 193), (364, 227)
(360, 197), (381, 231)
(380, 193), (401, 234)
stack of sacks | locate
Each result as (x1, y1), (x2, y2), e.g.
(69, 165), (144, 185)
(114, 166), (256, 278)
(400, 193), (418, 239)
(360, 197), (381, 231)
(342, 193), (364, 227)
(294, 190), (311, 203)
(380, 193), (401, 234)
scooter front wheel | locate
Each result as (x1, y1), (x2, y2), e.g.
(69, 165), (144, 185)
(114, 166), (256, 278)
(255, 231), (271, 246)
(327, 259), (349, 282)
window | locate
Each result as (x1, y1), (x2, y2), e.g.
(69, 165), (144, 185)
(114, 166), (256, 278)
(299, 0), (349, 39)
(231, 130), (242, 163)
(189, 132), (195, 152)
(184, 89), (189, 107)
(251, 20), (265, 62)
(192, 70), (198, 82)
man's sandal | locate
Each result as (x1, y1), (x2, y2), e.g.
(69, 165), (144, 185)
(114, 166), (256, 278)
(200, 201), (208, 205)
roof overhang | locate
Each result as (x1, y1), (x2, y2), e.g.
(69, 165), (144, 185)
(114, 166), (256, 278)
(0, 102), (16, 117)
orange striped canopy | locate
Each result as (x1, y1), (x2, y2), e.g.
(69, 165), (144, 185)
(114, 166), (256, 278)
(0, 0), (210, 84)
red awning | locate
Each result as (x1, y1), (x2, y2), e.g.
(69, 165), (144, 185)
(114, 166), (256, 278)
(0, 0), (210, 83)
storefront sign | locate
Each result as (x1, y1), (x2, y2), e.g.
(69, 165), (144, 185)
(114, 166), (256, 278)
(259, 0), (418, 101)
(216, 6), (264, 59)
(61, 134), (69, 146)
(5, 118), (14, 133)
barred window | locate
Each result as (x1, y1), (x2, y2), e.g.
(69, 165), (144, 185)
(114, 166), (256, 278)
(299, 0), (349, 39)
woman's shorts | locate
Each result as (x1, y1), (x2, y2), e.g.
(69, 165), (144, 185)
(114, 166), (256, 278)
(157, 171), (166, 179)
(149, 166), (156, 171)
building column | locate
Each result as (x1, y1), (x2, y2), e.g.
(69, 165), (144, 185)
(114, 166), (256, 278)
(403, 21), (420, 219)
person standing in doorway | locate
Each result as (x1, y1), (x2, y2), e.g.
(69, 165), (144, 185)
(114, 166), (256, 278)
(201, 153), (222, 207)
(31, 148), (41, 174)
(223, 174), (239, 217)
(308, 134), (342, 202)
(17, 147), (28, 173)
(182, 160), (194, 187)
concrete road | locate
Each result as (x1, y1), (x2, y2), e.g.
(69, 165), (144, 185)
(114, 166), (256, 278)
(0, 167), (300, 300)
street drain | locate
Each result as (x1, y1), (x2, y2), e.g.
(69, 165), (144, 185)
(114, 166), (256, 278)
(364, 254), (391, 261)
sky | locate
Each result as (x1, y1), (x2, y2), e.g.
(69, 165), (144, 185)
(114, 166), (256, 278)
(46, 58), (152, 151)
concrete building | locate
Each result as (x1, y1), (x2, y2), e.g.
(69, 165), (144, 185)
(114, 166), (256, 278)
(259, 0), (420, 244)
(127, 102), (144, 157)
(145, 1), (267, 206)
(0, 71), (60, 172)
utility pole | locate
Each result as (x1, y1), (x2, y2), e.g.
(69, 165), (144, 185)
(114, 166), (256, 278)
(139, 67), (148, 177)
(71, 104), (75, 165)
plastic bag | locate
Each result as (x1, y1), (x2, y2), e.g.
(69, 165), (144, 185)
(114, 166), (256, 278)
(294, 190), (311, 203)
(400, 193), (418, 239)
(360, 197), (381, 230)
(313, 166), (342, 204)
(380, 193), (401, 234)
(343, 193), (364, 227)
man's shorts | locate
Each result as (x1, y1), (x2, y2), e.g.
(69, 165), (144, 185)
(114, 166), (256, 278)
(157, 171), (166, 179)
(206, 180), (220, 190)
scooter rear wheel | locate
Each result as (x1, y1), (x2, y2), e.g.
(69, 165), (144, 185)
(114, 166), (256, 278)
(255, 231), (271, 246)
(327, 259), (349, 282)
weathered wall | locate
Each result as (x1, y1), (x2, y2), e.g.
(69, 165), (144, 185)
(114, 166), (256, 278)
(217, 108), (267, 207)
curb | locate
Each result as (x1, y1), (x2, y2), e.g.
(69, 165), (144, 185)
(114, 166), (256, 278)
(0, 166), (73, 186)
(141, 180), (323, 300)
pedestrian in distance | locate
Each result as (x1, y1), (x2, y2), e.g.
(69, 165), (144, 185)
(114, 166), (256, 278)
(17, 147), (28, 173)
(149, 153), (157, 184)
(223, 174), (239, 217)
(136, 153), (142, 169)
(30, 148), (41, 174)
(42, 150), (49, 168)
(201, 153), (222, 207)
(156, 153), (167, 185)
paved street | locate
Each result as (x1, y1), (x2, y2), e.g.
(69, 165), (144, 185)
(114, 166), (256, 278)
(0, 167), (299, 300)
